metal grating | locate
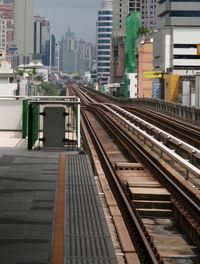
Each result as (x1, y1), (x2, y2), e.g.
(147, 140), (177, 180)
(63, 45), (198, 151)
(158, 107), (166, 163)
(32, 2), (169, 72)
(65, 154), (117, 263)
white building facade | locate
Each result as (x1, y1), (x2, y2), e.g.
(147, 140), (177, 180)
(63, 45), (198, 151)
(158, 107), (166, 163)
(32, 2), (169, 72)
(154, 0), (200, 75)
(0, 50), (17, 96)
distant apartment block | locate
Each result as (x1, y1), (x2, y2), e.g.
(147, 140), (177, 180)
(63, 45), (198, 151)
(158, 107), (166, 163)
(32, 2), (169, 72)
(0, 2), (14, 59)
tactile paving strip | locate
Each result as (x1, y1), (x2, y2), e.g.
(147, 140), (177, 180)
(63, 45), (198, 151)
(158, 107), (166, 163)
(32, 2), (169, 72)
(65, 154), (117, 263)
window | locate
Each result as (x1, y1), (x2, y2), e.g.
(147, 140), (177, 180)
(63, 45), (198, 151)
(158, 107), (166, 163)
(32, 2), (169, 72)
(98, 45), (110, 49)
(98, 28), (112, 32)
(98, 11), (113, 15)
(98, 39), (111, 44)
(99, 17), (113, 21)
(98, 34), (112, 38)
(98, 62), (110, 66)
(98, 22), (113, 27)
(169, 11), (200, 17)
(98, 51), (110, 55)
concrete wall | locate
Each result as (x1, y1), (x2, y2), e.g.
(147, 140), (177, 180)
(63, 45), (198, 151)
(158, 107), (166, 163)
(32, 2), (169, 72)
(0, 83), (17, 96)
(83, 87), (200, 125)
(0, 99), (23, 130)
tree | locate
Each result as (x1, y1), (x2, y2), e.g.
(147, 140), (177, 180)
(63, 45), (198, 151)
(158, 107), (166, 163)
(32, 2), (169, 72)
(40, 81), (59, 96)
(139, 27), (152, 36)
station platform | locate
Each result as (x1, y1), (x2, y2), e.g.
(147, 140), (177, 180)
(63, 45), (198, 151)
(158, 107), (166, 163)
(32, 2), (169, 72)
(0, 149), (117, 264)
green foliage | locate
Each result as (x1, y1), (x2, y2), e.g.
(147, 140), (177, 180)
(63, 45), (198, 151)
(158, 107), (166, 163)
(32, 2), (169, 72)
(139, 27), (152, 35)
(15, 69), (24, 76)
(40, 81), (59, 96)
(59, 89), (66, 96)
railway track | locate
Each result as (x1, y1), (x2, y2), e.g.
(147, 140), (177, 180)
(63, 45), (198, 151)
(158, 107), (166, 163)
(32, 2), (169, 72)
(71, 85), (200, 263)
(125, 106), (200, 149)
(78, 85), (200, 150)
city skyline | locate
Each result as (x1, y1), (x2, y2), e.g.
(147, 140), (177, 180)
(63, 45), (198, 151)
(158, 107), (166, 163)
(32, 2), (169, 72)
(35, 0), (100, 43)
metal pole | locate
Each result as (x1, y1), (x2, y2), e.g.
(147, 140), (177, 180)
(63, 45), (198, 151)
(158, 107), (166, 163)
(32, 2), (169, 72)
(22, 99), (29, 138)
(77, 98), (81, 149)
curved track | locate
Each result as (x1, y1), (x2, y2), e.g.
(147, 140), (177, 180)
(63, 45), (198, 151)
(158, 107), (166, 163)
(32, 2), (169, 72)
(71, 84), (200, 264)
(79, 85), (200, 149)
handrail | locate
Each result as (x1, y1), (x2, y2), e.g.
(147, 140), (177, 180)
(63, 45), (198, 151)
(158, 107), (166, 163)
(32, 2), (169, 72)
(0, 96), (28, 99)
(110, 104), (200, 155)
(0, 95), (79, 100)
(104, 105), (200, 179)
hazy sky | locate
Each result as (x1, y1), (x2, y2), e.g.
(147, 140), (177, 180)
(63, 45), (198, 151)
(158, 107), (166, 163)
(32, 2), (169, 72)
(35, 0), (100, 43)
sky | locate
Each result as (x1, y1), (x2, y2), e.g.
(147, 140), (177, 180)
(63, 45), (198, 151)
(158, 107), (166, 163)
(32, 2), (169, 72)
(35, 0), (100, 43)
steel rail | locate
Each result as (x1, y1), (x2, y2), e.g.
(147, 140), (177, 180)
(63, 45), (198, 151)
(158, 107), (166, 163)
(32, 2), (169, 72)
(109, 104), (200, 155)
(91, 106), (200, 214)
(103, 104), (200, 180)
(81, 109), (160, 264)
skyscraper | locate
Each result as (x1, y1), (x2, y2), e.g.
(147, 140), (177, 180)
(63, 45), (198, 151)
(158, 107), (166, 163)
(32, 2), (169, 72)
(14, 0), (34, 64)
(97, 0), (113, 85)
(33, 16), (51, 65)
(140, 0), (157, 29)
(34, 16), (43, 56)
(60, 28), (78, 74)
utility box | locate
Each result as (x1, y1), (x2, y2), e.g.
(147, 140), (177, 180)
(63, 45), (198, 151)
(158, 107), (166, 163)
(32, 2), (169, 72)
(43, 107), (65, 148)
(27, 96), (81, 150)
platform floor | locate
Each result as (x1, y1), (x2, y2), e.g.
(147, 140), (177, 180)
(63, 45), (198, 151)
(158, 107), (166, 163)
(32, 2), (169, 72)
(0, 150), (116, 264)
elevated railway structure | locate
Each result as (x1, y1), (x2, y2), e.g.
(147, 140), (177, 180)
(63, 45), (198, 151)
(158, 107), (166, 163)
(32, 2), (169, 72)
(0, 88), (199, 263)
(71, 84), (200, 264)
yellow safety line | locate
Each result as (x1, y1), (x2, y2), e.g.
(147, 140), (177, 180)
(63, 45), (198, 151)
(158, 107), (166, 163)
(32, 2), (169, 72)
(52, 153), (65, 264)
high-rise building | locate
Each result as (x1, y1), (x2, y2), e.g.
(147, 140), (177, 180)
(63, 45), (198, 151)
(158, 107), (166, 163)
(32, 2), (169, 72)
(60, 28), (78, 74)
(97, 0), (113, 85)
(129, 0), (140, 12)
(34, 16), (42, 56)
(76, 40), (95, 75)
(153, 0), (200, 105)
(53, 41), (60, 72)
(156, 0), (200, 29)
(140, 0), (157, 29)
(154, 0), (200, 74)
(14, 0), (34, 64)
(33, 16), (52, 66)
(112, 0), (128, 37)
(0, 2), (14, 59)
(110, 0), (128, 84)
(41, 18), (50, 66)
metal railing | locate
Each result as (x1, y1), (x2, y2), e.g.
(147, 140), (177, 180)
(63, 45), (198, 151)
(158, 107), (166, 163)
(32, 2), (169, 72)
(104, 104), (200, 180)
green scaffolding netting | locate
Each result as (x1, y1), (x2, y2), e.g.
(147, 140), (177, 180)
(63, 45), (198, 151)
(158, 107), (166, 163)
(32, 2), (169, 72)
(124, 12), (140, 98)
